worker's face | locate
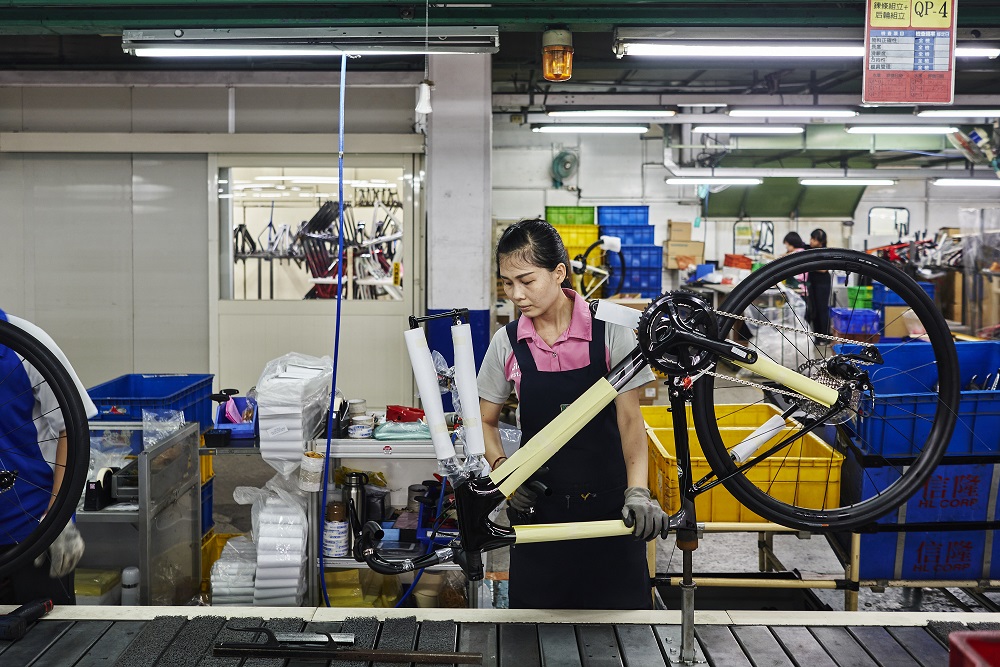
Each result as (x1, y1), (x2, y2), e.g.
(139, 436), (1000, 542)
(499, 254), (566, 317)
(809, 236), (821, 248)
(784, 241), (794, 253)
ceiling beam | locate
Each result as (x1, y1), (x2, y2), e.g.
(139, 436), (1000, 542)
(0, 69), (422, 87)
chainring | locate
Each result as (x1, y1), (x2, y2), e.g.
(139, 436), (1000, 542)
(636, 291), (719, 376)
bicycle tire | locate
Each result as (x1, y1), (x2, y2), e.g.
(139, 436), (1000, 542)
(581, 244), (626, 299)
(0, 319), (89, 577)
(692, 248), (958, 531)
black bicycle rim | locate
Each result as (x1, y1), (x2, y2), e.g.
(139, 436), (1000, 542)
(693, 248), (958, 531)
(0, 319), (89, 577)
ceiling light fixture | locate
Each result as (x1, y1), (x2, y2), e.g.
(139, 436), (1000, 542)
(917, 109), (1000, 118)
(122, 26), (500, 57)
(692, 125), (804, 134)
(613, 28), (1000, 60)
(845, 126), (959, 135)
(532, 124), (649, 134)
(666, 177), (763, 185)
(541, 27), (574, 81)
(933, 178), (1000, 187)
(675, 102), (728, 108)
(729, 108), (858, 118)
(547, 109), (677, 118)
(799, 178), (896, 186)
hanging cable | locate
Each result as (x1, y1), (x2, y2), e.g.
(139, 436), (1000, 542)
(318, 53), (349, 608)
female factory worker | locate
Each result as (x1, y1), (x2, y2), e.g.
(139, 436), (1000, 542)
(477, 219), (666, 609)
(0, 309), (96, 604)
(806, 228), (832, 342)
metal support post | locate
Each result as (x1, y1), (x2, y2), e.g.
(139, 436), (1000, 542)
(679, 549), (698, 664)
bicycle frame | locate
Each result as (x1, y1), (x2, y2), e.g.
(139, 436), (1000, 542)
(358, 298), (850, 579)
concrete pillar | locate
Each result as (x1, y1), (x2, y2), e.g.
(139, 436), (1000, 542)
(423, 54), (493, 384)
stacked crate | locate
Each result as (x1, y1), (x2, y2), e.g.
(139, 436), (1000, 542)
(545, 206), (599, 269)
(837, 341), (1000, 580)
(597, 206), (661, 298)
(871, 280), (935, 341)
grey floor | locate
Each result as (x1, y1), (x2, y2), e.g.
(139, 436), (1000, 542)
(208, 378), (1000, 614)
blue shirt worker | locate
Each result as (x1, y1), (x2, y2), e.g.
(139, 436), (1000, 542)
(0, 309), (97, 605)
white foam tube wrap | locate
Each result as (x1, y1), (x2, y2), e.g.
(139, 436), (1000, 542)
(404, 328), (458, 461)
(451, 323), (486, 457)
(593, 299), (642, 329)
(730, 414), (787, 463)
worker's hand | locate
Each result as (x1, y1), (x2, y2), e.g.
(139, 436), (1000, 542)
(509, 484), (539, 515)
(622, 487), (668, 541)
(35, 521), (85, 578)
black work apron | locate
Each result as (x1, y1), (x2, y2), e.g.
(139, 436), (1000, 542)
(505, 318), (651, 610)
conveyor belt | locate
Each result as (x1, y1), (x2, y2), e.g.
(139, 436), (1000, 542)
(2, 613), (994, 666)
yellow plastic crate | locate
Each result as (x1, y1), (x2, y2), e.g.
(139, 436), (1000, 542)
(647, 423), (842, 523)
(642, 403), (786, 430)
(553, 224), (600, 252)
(201, 530), (243, 595)
(200, 437), (214, 485)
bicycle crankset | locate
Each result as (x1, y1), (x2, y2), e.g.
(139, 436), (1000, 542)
(636, 291), (724, 376)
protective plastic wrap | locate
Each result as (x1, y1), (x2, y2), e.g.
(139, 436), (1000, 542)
(210, 535), (257, 606)
(141, 408), (185, 450)
(745, 287), (811, 368)
(255, 352), (333, 475)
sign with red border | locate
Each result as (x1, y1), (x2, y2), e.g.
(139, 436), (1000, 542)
(863, 0), (957, 105)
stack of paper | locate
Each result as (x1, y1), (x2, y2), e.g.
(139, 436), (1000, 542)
(210, 536), (256, 606)
(253, 496), (307, 606)
(257, 357), (332, 470)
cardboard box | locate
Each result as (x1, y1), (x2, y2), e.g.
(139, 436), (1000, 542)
(883, 305), (911, 339)
(638, 380), (661, 406)
(664, 240), (705, 270)
(667, 220), (692, 241)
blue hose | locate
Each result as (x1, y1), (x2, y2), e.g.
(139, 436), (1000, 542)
(318, 53), (348, 608)
(395, 483), (449, 607)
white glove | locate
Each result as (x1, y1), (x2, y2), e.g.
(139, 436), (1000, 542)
(35, 521), (85, 578)
(621, 487), (669, 541)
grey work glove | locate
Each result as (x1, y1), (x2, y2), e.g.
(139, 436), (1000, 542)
(35, 521), (85, 578)
(508, 466), (549, 515)
(622, 487), (668, 541)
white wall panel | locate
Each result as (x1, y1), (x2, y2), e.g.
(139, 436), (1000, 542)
(217, 306), (412, 407)
(0, 157), (26, 315)
(578, 134), (644, 200)
(0, 88), (21, 131)
(22, 155), (135, 385)
(132, 155), (210, 373)
(131, 88), (229, 133)
(492, 189), (545, 221)
(21, 88), (132, 132)
(235, 88), (415, 134)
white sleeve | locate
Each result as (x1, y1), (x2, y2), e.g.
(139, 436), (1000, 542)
(606, 323), (656, 392)
(477, 328), (514, 405)
(8, 315), (99, 420)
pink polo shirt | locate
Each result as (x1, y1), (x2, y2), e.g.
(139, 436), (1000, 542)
(505, 289), (608, 397)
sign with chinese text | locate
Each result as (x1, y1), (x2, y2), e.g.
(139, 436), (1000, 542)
(863, 0), (957, 105)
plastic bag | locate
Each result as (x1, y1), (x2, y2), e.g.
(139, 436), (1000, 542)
(234, 472), (308, 544)
(141, 408), (185, 450)
(745, 287), (812, 369)
(374, 421), (431, 441)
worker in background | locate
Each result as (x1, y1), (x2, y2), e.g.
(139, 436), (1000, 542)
(477, 219), (665, 610)
(0, 309), (97, 605)
(807, 228), (832, 343)
(782, 232), (809, 287)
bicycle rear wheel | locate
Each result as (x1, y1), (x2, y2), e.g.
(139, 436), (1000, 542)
(0, 319), (89, 577)
(691, 248), (958, 531)
(579, 243), (625, 299)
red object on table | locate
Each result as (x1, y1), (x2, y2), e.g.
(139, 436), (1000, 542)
(386, 405), (425, 422)
(950, 631), (1000, 666)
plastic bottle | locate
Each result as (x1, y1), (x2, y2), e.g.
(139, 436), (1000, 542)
(121, 566), (140, 605)
(323, 502), (349, 558)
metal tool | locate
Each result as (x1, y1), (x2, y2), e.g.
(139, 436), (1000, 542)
(992, 371), (1000, 391)
(968, 375), (983, 391)
(0, 599), (52, 641)
(213, 626), (482, 664)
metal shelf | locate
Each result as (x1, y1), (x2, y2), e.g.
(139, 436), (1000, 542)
(76, 507), (140, 523)
(323, 557), (462, 571)
(308, 439), (465, 459)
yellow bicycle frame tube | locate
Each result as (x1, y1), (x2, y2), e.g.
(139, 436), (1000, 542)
(733, 353), (838, 407)
(514, 520), (633, 544)
(490, 377), (619, 497)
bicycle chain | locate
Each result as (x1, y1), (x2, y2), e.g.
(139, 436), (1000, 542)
(714, 309), (875, 349)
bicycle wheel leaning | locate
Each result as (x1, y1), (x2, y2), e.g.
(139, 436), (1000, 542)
(691, 248), (959, 531)
(0, 319), (89, 577)
(577, 241), (626, 299)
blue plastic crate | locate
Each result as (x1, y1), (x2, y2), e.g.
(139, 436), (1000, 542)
(830, 307), (880, 334)
(598, 224), (654, 245)
(597, 205), (649, 226)
(202, 477), (214, 536)
(88, 374), (214, 432)
(835, 342), (1000, 456)
(840, 451), (998, 580)
(872, 280), (936, 307)
(214, 396), (258, 443)
(620, 266), (662, 292)
(620, 244), (663, 269)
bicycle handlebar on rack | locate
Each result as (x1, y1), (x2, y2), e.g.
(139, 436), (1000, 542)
(357, 521), (457, 576)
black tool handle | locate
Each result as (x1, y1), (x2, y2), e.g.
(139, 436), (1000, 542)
(0, 599), (52, 641)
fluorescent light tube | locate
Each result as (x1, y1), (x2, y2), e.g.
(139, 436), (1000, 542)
(955, 46), (1000, 58)
(676, 102), (728, 107)
(799, 178), (896, 186)
(547, 109), (676, 118)
(693, 125), (804, 134)
(622, 43), (865, 58)
(729, 108), (858, 118)
(846, 126), (959, 134)
(666, 177), (763, 185)
(532, 125), (649, 134)
(933, 179), (1000, 187)
(917, 109), (1000, 118)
